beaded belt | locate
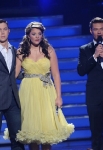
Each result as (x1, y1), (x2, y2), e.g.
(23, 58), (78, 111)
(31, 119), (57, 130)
(24, 72), (53, 87)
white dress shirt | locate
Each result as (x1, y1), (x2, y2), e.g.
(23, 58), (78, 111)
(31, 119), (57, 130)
(93, 40), (103, 69)
(0, 43), (12, 72)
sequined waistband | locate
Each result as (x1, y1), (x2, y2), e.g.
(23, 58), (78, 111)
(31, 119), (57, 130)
(24, 72), (53, 87)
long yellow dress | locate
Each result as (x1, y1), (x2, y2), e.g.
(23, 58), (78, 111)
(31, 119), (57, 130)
(16, 57), (74, 144)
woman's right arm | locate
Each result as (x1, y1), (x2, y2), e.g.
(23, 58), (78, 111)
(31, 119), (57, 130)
(15, 50), (22, 78)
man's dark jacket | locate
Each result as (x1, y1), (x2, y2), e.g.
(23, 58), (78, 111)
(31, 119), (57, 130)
(0, 46), (20, 110)
(77, 42), (103, 105)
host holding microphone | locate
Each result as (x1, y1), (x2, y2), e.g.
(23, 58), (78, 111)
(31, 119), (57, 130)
(77, 17), (103, 150)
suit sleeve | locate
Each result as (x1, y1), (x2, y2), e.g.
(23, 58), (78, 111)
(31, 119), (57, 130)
(77, 46), (97, 76)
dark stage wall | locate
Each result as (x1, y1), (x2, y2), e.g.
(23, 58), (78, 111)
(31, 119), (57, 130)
(0, 0), (103, 34)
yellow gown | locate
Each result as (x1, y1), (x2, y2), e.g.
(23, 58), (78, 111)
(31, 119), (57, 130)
(16, 57), (74, 144)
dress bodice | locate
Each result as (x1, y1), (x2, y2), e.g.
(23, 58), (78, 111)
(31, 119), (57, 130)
(21, 57), (50, 75)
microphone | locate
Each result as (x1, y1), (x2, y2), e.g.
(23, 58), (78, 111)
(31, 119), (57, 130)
(96, 36), (103, 62)
(96, 36), (102, 45)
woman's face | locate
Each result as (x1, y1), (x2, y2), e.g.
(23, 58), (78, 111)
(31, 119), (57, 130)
(28, 28), (43, 45)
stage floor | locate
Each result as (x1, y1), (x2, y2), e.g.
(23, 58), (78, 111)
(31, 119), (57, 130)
(0, 140), (92, 150)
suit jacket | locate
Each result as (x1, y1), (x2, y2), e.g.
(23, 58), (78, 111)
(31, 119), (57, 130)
(77, 42), (103, 105)
(0, 46), (20, 110)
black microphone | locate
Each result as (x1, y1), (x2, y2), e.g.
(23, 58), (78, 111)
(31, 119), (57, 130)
(96, 36), (103, 62)
(96, 36), (102, 45)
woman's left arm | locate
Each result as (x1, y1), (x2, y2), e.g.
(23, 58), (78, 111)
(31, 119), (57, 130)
(49, 46), (63, 108)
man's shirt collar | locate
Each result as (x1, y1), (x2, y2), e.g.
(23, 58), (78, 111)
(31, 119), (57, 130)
(93, 39), (103, 45)
(0, 42), (12, 52)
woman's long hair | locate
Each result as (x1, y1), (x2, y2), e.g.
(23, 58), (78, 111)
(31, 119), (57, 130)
(17, 22), (50, 60)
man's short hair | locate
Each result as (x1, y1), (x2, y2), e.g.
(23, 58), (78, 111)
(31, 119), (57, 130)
(0, 19), (9, 28)
(89, 17), (103, 29)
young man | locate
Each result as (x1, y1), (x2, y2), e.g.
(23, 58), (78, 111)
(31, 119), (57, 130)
(77, 17), (103, 150)
(0, 19), (24, 150)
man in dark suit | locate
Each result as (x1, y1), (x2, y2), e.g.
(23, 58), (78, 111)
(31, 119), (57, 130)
(77, 17), (103, 150)
(0, 19), (24, 150)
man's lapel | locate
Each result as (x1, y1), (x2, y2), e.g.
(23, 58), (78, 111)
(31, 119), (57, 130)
(89, 42), (95, 55)
(85, 42), (95, 59)
(10, 46), (16, 73)
(0, 51), (8, 72)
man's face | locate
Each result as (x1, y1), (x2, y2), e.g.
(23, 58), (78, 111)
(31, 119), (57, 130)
(0, 23), (10, 43)
(90, 23), (103, 40)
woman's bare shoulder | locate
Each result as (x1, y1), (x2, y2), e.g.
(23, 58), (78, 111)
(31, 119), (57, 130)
(48, 46), (55, 53)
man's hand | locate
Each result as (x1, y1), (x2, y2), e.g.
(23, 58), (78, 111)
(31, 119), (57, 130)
(94, 44), (103, 58)
(99, 44), (103, 57)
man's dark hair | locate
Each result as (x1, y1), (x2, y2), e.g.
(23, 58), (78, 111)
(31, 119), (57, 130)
(89, 17), (103, 29)
(0, 19), (9, 28)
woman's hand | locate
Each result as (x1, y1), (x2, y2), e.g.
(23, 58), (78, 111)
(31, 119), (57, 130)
(55, 97), (63, 108)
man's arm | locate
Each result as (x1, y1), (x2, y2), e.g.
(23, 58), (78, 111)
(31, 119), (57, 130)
(77, 46), (97, 76)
